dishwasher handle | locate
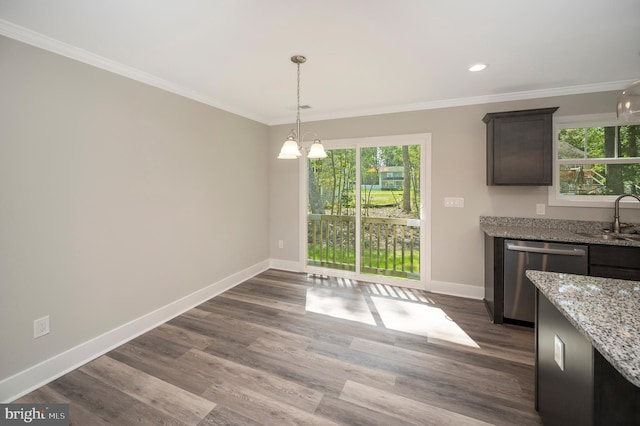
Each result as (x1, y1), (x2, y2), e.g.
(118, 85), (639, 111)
(505, 243), (586, 257)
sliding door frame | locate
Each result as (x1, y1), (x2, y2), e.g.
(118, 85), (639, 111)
(298, 133), (432, 290)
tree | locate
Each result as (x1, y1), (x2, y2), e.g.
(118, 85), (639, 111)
(360, 147), (380, 217)
(308, 162), (324, 214)
(604, 127), (624, 194)
(409, 145), (421, 212)
(402, 145), (411, 213)
(621, 125), (640, 194)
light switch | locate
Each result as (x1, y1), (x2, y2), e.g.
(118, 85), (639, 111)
(554, 335), (565, 371)
(444, 197), (464, 208)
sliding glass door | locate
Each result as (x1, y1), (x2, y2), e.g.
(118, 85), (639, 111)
(359, 145), (421, 280)
(305, 135), (428, 287)
(307, 148), (357, 272)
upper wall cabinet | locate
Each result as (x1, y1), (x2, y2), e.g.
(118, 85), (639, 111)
(483, 107), (558, 186)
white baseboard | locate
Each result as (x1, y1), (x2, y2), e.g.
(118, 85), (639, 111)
(269, 258), (303, 272)
(0, 260), (269, 403)
(267, 260), (484, 300)
(429, 280), (484, 300)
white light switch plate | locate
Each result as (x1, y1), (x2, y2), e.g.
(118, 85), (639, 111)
(536, 203), (546, 215)
(554, 335), (565, 371)
(444, 197), (464, 208)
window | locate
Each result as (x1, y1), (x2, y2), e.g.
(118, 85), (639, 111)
(549, 114), (640, 207)
(302, 133), (431, 289)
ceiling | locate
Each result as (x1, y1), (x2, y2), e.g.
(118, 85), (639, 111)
(1, 0), (639, 125)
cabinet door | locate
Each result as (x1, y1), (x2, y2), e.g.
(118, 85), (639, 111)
(484, 107), (558, 185)
(589, 245), (640, 280)
(537, 291), (593, 426)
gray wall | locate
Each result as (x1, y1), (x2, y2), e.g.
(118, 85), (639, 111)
(0, 31), (627, 385)
(268, 92), (622, 291)
(0, 36), (269, 381)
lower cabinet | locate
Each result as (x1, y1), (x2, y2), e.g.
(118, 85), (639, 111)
(483, 235), (504, 323)
(485, 237), (640, 324)
(589, 245), (640, 280)
(536, 291), (640, 425)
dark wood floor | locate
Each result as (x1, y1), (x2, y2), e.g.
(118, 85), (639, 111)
(16, 269), (542, 425)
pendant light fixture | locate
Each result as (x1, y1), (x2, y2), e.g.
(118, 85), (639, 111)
(617, 80), (640, 122)
(277, 55), (327, 160)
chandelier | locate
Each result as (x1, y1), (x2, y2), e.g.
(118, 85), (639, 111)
(277, 55), (327, 159)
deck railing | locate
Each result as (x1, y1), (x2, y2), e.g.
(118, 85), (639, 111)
(307, 214), (420, 279)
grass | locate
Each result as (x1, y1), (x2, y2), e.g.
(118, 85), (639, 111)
(307, 244), (420, 275)
(361, 189), (403, 206)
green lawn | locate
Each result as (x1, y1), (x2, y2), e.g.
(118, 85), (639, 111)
(308, 244), (420, 275)
(361, 189), (403, 206)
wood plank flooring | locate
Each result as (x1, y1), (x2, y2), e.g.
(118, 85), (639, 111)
(15, 269), (542, 425)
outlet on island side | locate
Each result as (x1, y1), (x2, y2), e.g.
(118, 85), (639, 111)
(278, 240), (284, 249)
(554, 334), (565, 371)
(34, 316), (50, 339)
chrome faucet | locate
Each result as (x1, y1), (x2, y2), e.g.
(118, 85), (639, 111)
(612, 194), (640, 233)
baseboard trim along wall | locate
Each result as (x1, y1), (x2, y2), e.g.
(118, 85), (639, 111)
(430, 280), (484, 300)
(268, 259), (484, 300)
(269, 258), (302, 272)
(0, 260), (270, 403)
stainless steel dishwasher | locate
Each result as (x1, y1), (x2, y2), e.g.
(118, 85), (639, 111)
(504, 240), (588, 325)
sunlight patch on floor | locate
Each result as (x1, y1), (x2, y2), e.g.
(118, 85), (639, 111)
(371, 296), (480, 348)
(305, 288), (377, 325)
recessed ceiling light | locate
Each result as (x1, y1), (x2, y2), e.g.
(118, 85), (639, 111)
(469, 63), (487, 72)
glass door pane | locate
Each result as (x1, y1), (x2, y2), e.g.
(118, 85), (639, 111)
(360, 145), (421, 280)
(307, 148), (356, 272)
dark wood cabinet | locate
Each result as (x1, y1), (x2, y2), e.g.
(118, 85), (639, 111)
(483, 235), (504, 323)
(536, 291), (640, 425)
(589, 244), (640, 280)
(483, 107), (558, 185)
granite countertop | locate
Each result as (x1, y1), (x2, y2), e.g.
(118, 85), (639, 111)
(480, 216), (640, 247)
(526, 270), (640, 388)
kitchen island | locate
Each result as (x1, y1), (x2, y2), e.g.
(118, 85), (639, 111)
(526, 270), (640, 426)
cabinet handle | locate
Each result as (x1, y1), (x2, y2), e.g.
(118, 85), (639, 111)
(506, 244), (586, 256)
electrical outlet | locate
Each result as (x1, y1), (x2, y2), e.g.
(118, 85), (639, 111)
(444, 197), (464, 208)
(536, 203), (546, 215)
(34, 316), (50, 339)
(278, 240), (284, 249)
(554, 335), (564, 371)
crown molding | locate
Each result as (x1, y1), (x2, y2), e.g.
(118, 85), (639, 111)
(0, 19), (269, 124)
(268, 80), (635, 125)
(1, 19), (633, 127)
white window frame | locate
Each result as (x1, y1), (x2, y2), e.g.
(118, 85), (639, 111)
(548, 113), (640, 207)
(297, 133), (432, 291)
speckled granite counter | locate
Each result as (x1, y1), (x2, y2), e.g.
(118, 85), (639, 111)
(526, 270), (640, 388)
(480, 216), (640, 247)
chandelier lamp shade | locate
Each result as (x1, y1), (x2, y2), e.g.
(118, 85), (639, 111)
(277, 55), (327, 160)
(617, 80), (640, 122)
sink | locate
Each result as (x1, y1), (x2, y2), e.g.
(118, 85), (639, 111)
(576, 232), (640, 242)
(576, 232), (624, 240)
